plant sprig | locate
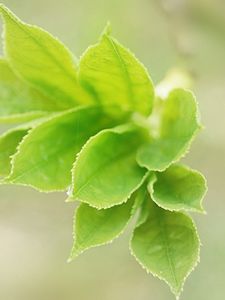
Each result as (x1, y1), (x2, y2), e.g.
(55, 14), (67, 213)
(0, 4), (207, 298)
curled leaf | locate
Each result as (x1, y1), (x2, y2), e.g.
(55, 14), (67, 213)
(69, 196), (135, 261)
(0, 127), (28, 177)
(137, 88), (201, 171)
(148, 164), (207, 213)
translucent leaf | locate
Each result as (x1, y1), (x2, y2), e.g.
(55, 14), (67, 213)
(0, 59), (62, 123)
(137, 88), (201, 171)
(0, 116), (47, 178)
(69, 125), (147, 208)
(0, 5), (93, 108)
(69, 196), (135, 260)
(134, 185), (152, 227)
(6, 106), (111, 191)
(79, 26), (154, 116)
(131, 199), (200, 297)
(148, 165), (207, 213)
(0, 128), (28, 177)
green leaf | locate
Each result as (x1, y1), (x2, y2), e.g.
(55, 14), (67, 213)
(137, 88), (201, 171)
(0, 127), (28, 177)
(0, 59), (62, 123)
(130, 198), (200, 297)
(69, 125), (147, 208)
(6, 106), (111, 191)
(0, 5), (93, 108)
(69, 196), (135, 260)
(134, 185), (152, 227)
(148, 165), (207, 213)
(79, 27), (154, 116)
(0, 7), (206, 297)
(0, 117), (46, 178)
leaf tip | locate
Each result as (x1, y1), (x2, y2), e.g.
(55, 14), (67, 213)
(67, 247), (82, 262)
(200, 208), (207, 215)
(101, 21), (112, 37)
(1, 176), (12, 184)
(175, 294), (181, 300)
(67, 257), (72, 263)
(0, 3), (6, 11)
(67, 249), (80, 263)
(65, 196), (73, 203)
(0, 3), (16, 20)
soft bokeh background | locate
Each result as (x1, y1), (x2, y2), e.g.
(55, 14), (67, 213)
(0, 0), (224, 299)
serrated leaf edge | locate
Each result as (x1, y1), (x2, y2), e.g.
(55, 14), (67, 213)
(0, 4), (78, 74)
(0, 124), (31, 179)
(68, 125), (148, 209)
(68, 196), (137, 262)
(148, 164), (207, 214)
(129, 211), (201, 299)
(78, 28), (155, 115)
(5, 106), (94, 192)
(136, 88), (203, 172)
(0, 111), (48, 123)
(0, 4), (89, 106)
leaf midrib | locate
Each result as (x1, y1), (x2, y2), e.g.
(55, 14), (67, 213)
(155, 208), (179, 290)
(75, 204), (130, 252)
(2, 8), (79, 100)
(74, 140), (140, 197)
(105, 35), (135, 106)
(8, 132), (87, 185)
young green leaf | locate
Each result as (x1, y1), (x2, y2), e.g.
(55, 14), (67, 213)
(137, 88), (201, 171)
(134, 186), (152, 227)
(69, 196), (135, 261)
(0, 128), (28, 177)
(148, 164), (207, 213)
(0, 116), (47, 178)
(79, 27), (154, 116)
(131, 199), (200, 297)
(0, 59), (62, 122)
(6, 106), (111, 191)
(0, 4), (93, 108)
(0, 7), (207, 297)
(69, 125), (147, 208)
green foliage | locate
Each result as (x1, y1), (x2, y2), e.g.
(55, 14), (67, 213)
(131, 199), (200, 297)
(79, 25), (154, 116)
(137, 88), (201, 171)
(69, 125), (147, 208)
(148, 165), (207, 213)
(0, 59), (54, 122)
(0, 5), (93, 108)
(0, 127), (28, 177)
(0, 4), (207, 298)
(69, 195), (135, 260)
(6, 106), (113, 191)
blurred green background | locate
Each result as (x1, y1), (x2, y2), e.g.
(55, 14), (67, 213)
(0, 0), (224, 299)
